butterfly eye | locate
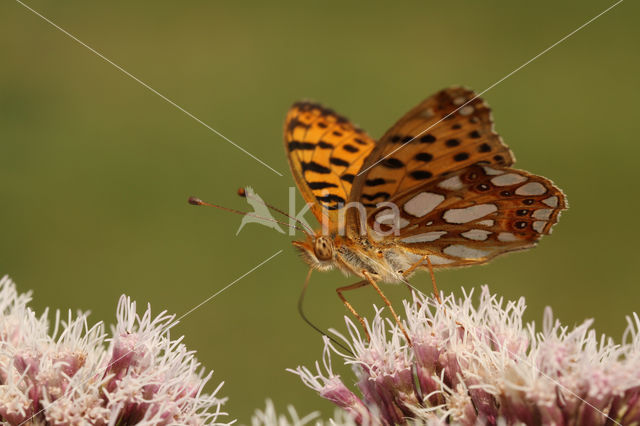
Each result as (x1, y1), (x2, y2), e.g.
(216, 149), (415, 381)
(314, 237), (334, 261)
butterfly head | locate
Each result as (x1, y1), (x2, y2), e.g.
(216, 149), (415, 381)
(293, 234), (335, 271)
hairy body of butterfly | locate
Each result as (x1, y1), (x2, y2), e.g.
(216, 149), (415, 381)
(295, 234), (414, 283)
(285, 87), (566, 340)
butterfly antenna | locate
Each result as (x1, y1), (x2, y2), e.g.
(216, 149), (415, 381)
(298, 268), (354, 356)
(188, 196), (306, 233)
(238, 187), (314, 236)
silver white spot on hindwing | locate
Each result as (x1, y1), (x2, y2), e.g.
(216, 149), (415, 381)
(497, 232), (518, 242)
(543, 196), (559, 207)
(459, 105), (474, 116)
(483, 166), (503, 176)
(403, 192), (445, 218)
(375, 209), (409, 228)
(427, 255), (455, 265)
(491, 173), (527, 187)
(400, 231), (447, 243)
(516, 182), (547, 196)
(443, 204), (498, 224)
(461, 229), (491, 241)
(419, 108), (435, 119)
(443, 245), (489, 259)
(453, 96), (466, 106)
(533, 209), (552, 220)
(533, 221), (546, 233)
(438, 175), (464, 191)
(477, 219), (494, 227)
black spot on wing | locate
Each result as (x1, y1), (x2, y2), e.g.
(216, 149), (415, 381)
(414, 153), (433, 162)
(410, 170), (433, 180)
(316, 194), (346, 204)
(330, 157), (350, 167)
(288, 141), (316, 151)
(381, 158), (404, 169)
(341, 174), (355, 183)
(301, 161), (331, 174)
(308, 181), (338, 190)
(420, 134), (436, 143)
(287, 118), (310, 131)
(365, 178), (387, 186)
(342, 144), (359, 153)
(478, 143), (491, 152)
(361, 192), (391, 201)
(317, 141), (334, 149)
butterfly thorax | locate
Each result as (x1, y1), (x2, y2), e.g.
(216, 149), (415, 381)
(293, 233), (423, 283)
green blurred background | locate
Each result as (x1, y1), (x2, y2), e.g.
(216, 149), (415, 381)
(1, 0), (638, 422)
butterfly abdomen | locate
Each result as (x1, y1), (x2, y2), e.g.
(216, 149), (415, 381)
(334, 241), (416, 283)
(335, 244), (375, 277)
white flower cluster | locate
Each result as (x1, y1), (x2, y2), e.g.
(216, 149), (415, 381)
(0, 275), (230, 425)
(250, 400), (356, 426)
(250, 400), (320, 426)
(291, 286), (640, 426)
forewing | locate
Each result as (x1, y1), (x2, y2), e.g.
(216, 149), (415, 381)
(284, 102), (376, 224)
(366, 164), (567, 267)
(350, 87), (514, 208)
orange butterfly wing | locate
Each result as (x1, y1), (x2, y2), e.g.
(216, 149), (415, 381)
(347, 87), (566, 267)
(284, 102), (376, 226)
(365, 164), (567, 267)
(350, 87), (514, 207)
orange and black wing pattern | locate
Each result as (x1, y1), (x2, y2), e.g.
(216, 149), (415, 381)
(284, 102), (376, 225)
(365, 164), (567, 268)
(351, 87), (514, 208)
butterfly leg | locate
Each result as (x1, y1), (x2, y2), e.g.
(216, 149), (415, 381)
(362, 271), (412, 346)
(401, 255), (442, 304)
(336, 280), (371, 341)
(425, 256), (442, 304)
(418, 259), (463, 328)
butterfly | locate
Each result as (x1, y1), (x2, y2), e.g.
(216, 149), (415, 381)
(284, 87), (566, 341)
